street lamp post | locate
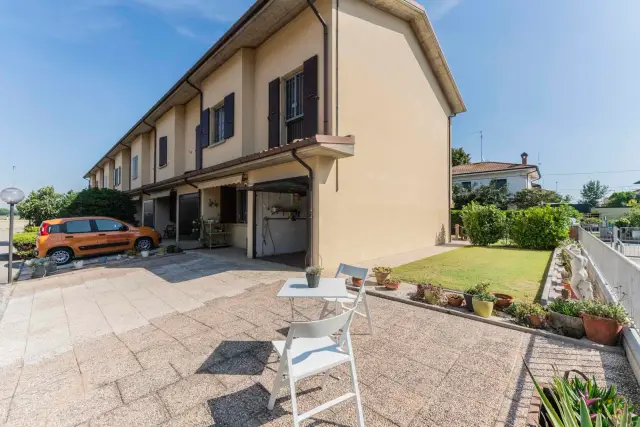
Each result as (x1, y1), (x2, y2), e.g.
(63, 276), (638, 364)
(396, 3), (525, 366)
(1, 187), (25, 284)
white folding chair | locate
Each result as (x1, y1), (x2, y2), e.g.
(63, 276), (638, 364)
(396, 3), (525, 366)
(267, 307), (365, 427)
(319, 264), (373, 334)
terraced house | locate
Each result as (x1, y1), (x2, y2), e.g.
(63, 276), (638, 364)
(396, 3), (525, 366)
(83, 0), (466, 268)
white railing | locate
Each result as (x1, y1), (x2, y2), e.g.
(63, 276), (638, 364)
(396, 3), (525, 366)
(578, 227), (640, 328)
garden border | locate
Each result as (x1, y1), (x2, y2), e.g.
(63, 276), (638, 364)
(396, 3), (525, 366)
(353, 284), (625, 354)
(540, 247), (563, 306)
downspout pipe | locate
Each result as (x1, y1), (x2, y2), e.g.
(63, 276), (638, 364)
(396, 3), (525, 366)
(185, 80), (204, 170)
(143, 120), (156, 183)
(292, 149), (314, 266)
(448, 114), (455, 242)
(306, 0), (329, 135)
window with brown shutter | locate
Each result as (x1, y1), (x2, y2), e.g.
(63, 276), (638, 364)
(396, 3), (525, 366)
(268, 78), (280, 148)
(159, 136), (168, 167)
(302, 55), (319, 137)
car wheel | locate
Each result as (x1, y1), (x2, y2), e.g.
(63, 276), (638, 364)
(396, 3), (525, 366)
(135, 237), (153, 252)
(49, 248), (73, 265)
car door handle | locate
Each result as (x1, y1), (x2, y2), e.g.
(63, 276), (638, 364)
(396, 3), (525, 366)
(98, 234), (106, 236)
(65, 236), (73, 239)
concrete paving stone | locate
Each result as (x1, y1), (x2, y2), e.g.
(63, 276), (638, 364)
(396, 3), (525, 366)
(440, 366), (508, 409)
(23, 327), (73, 365)
(406, 340), (462, 373)
(244, 323), (289, 342)
(90, 291), (149, 335)
(414, 390), (496, 427)
(215, 333), (262, 359)
(14, 363), (83, 398)
(215, 318), (259, 338)
(207, 380), (271, 425)
(184, 305), (241, 328)
(0, 320), (30, 367)
(385, 357), (448, 395)
(61, 285), (112, 344)
(158, 373), (226, 417)
(90, 393), (169, 427)
(0, 361), (22, 400)
(135, 340), (192, 370)
(160, 402), (214, 427)
(73, 334), (128, 364)
(177, 328), (225, 356)
(455, 349), (519, 381)
(0, 397), (10, 424)
(231, 306), (282, 327)
(169, 352), (214, 378)
(47, 383), (123, 427)
(360, 378), (426, 427)
(119, 287), (177, 320)
(19, 350), (77, 380)
(117, 324), (177, 354)
(79, 346), (141, 391)
(205, 353), (266, 389)
(330, 401), (398, 427)
(117, 364), (181, 403)
(141, 281), (204, 313)
(1, 294), (33, 324)
(150, 313), (211, 340)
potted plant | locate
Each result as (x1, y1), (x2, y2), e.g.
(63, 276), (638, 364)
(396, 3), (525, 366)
(373, 266), (392, 284)
(351, 277), (364, 287)
(305, 266), (323, 288)
(140, 250), (150, 258)
(580, 301), (630, 346)
(505, 302), (547, 328)
(383, 278), (401, 290)
(73, 260), (84, 269)
(166, 245), (176, 254)
(446, 293), (464, 307)
(548, 298), (585, 339)
(493, 293), (514, 310)
(472, 293), (497, 318)
(157, 247), (166, 256)
(424, 283), (444, 305)
(126, 249), (137, 257)
(463, 282), (490, 312)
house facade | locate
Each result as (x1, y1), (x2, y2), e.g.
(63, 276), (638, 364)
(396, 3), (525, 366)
(452, 153), (541, 195)
(84, 0), (465, 268)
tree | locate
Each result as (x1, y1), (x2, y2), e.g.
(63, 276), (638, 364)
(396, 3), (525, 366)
(60, 188), (136, 223)
(580, 180), (609, 208)
(453, 180), (510, 210)
(0, 207), (9, 216)
(451, 147), (471, 166)
(16, 186), (76, 226)
(604, 191), (639, 207)
(511, 188), (571, 209)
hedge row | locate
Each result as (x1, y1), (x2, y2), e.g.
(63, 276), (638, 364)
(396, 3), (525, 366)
(12, 232), (37, 259)
(459, 203), (576, 250)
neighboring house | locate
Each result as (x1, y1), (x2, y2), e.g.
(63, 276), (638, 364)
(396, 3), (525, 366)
(452, 153), (541, 195)
(83, 0), (466, 268)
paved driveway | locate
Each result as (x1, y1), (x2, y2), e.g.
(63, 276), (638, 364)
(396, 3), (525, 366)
(0, 250), (638, 426)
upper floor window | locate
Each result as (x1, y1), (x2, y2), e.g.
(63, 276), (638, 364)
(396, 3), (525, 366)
(285, 72), (304, 143)
(103, 175), (108, 189)
(494, 179), (507, 189)
(212, 104), (225, 144)
(132, 156), (138, 180)
(159, 136), (168, 167)
(114, 167), (121, 187)
(461, 181), (472, 190)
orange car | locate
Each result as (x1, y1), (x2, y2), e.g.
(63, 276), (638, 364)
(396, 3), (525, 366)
(36, 217), (161, 264)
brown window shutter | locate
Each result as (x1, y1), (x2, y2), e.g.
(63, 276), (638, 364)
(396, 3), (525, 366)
(220, 187), (237, 223)
(224, 93), (235, 139)
(268, 78), (280, 148)
(201, 108), (210, 148)
(302, 55), (319, 137)
(159, 136), (168, 167)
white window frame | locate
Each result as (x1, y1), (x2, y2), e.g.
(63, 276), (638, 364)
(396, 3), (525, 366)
(284, 71), (304, 143)
(211, 103), (225, 145)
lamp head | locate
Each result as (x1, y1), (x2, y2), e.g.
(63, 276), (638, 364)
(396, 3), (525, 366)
(0, 187), (25, 205)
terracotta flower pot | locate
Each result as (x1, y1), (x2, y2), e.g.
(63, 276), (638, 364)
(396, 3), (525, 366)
(472, 299), (494, 318)
(549, 310), (585, 339)
(351, 277), (363, 287)
(447, 294), (464, 307)
(582, 313), (623, 346)
(375, 272), (390, 284)
(384, 281), (400, 290)
(493, 293), (514, 310)
(463, 293), (474, 312)
(527, 314), (545, 328)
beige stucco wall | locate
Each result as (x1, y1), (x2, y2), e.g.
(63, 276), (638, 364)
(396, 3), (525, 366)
(155, 108), (178, 181)
(114, 148), (131, 191)
(96, 169), (104, 189)
(184, 97), (199, 173)
(201, 50), (244, 168)
(252, 0), (330, 152)
(315, 0), (452, 268)
(130, 135), (145, 190)
(103, 160), (115, 190)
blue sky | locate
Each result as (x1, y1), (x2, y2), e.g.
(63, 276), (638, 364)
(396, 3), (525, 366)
(1, 0), (639, 207)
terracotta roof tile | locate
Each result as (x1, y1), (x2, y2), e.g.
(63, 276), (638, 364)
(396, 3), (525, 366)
(452, 162), (536, 175)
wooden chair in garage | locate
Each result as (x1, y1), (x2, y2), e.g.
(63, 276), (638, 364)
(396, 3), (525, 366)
(267, 307), (365, 427)
(319, 264), (373, 335)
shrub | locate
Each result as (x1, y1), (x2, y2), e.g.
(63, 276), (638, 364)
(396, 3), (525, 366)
(12, 232), (37, 259)
(505, 302), (547, 324)
(581, 300), (630, 325)
(548, 298), (584, 317)
(60, 188), (136, 223)
(464, 282), (490, 295)
(23, 225), (39, 233)
(509, 205), (574, 250)
(460, 202), (506, 246)
(16, 186), (76, 226)
(612, 216), (631, 228)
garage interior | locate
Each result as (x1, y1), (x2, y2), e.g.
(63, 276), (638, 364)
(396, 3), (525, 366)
(252, 177), (309, 269)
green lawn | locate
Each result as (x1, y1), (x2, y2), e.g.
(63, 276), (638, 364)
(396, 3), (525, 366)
(393, 246), (552, 302)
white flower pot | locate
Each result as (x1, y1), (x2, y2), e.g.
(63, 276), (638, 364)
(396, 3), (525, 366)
(73, 260), (84, 269)
(141, 250), (150, 258)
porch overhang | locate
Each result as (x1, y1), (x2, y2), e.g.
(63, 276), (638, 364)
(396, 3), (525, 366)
(126, 135), (354, 196)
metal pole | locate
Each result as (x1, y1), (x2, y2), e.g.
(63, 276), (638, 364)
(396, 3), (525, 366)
(8, 204), (14, 284)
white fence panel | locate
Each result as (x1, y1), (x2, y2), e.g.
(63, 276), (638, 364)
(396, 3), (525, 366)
(578, 227), (640, 328)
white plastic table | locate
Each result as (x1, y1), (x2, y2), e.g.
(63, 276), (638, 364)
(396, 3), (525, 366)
(278, 278), (351, 321)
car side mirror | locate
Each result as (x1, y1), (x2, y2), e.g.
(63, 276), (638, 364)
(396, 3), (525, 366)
(119, 225), (129, 232)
